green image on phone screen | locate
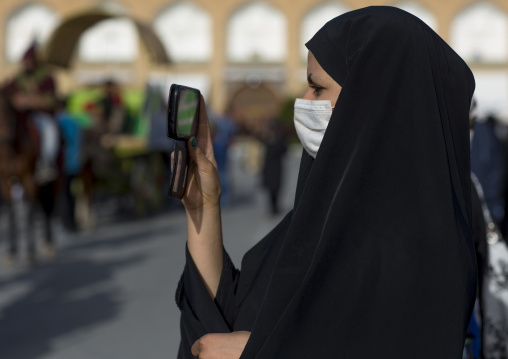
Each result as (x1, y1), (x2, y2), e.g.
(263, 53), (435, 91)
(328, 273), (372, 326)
(177, 90), (199, 137)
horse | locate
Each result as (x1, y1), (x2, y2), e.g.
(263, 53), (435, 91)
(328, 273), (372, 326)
(0, 92), (62, 265)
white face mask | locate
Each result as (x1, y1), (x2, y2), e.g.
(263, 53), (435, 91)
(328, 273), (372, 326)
(294, 98), (333, 158)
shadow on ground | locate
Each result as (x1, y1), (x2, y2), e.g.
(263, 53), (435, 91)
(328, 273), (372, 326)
(0, 225), (166, 359)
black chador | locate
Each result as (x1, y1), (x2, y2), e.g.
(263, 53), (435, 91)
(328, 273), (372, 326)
(176, 6), (477, 358)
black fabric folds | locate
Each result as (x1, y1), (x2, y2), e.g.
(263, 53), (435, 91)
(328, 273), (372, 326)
(240, 6), (477, 359)
(176, 6), (477, 359)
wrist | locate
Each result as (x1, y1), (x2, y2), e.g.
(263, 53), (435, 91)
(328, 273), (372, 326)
(186, 201), (223, 251)
(185, 201), (221, 217)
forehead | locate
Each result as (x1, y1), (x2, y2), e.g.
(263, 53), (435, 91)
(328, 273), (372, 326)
(307, 51), (321, 72)
(307, 51), (333, 82)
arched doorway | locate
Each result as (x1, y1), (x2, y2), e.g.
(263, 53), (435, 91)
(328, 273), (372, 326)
(227, 83), (280, 174)
(228, 83), (280, 136)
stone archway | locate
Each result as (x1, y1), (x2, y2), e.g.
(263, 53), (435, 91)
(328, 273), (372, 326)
(228, 83), (280, 137)
(226, 83), (280, 174)
(43, 9), (169, 69)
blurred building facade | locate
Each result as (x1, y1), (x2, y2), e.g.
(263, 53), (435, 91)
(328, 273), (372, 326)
(0, 0), (507, 120)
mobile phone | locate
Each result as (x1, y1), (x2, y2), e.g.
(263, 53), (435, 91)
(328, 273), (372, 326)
(167, 84), (200, 140)
(167, 84), (201, 199)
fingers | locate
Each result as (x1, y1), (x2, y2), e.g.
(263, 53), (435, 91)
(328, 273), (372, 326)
(191, 334), (215, 358)
(196, 95), (215, 159)
(191, 337), (201, 357)
(191, 334), (215, 357)
(190, 332), (250, 359)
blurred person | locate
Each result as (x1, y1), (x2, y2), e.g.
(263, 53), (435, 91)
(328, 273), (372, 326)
(470, 103), (508, 359)
(497, 121), (508, 239)
(145, 83), (171, 155)
(56, 97), (83, 232)
(143, 83), (176, 210)
(73, 81), (125, 228)
(176, 7), (477, 359)
(261, 117), (287, 215)
(210, 109), (236, 207)
(6, 41), (60, 184)
(98, 79), (125, 134)
(145, 83), (172, 181)
(471, 114), (505, 227)
(466, 98), (488, 359)
(0, 90), (37, 264)
(74, 99), (107, 230)
(2, 42), (62, 264)
(481, 227), (508, 358)
(470, 177), (508, 359)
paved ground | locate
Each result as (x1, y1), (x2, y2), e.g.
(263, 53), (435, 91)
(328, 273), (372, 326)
(0, 145), (301, 359)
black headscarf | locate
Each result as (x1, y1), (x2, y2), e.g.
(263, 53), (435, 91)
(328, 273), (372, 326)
(240, 6), (477, 358)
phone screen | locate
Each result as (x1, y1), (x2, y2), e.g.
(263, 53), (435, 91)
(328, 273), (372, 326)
(176, 89), (199, 137)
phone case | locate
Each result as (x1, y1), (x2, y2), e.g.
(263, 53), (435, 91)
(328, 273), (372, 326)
(168, 139), (188, 199)
(167, 84), (200, 199)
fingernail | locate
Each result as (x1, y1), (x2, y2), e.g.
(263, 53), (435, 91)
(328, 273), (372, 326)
(191, 137), (196, 148)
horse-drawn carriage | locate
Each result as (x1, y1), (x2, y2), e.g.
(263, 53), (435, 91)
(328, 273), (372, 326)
(0, 8), (170, 264)
(66, 85), (170, 224)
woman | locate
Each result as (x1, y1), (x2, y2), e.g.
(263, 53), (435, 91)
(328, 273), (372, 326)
(176, 6), (477, 359)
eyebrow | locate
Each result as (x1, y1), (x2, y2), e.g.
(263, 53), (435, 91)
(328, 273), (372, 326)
(307, 73), (315, 84)
(307, 73), (324, 87)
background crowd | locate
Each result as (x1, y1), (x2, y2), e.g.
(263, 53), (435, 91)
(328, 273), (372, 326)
(0, 40), (294, 257)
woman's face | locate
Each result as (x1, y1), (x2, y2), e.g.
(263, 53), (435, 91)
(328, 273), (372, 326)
(302, 51), (342, 106)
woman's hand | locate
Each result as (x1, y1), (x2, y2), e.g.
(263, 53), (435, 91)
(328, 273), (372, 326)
(191, 331), (250, 359)
(182, 96), (221, 212)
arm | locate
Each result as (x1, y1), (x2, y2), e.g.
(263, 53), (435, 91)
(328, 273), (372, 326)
(177, 97), (250, 358)
(182, 95), (224, 298)
(185, 202), (223, 298)
(176, 245), (241, 359)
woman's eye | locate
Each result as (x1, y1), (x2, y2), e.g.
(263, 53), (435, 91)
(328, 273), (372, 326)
(310, 85), (324, 95)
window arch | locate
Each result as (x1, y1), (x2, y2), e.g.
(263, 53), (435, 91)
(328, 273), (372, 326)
(153, 2), (212, 63)
(77, 2), (138, 63)
(450, 2), (508, 63)
(473, 71), (508, 121)
(300, 2), (350, 61)
(98, 1), (128, 15)
(227, 1), (287, 63)
(394, 1), (438, 31)
(5, 3), (59, 62)
(78, 25), (137, 63)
